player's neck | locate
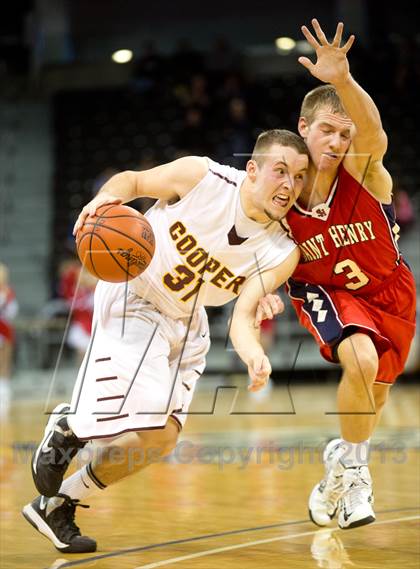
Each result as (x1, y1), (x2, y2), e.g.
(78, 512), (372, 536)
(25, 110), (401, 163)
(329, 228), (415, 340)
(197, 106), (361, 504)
(240, 179), (271, 224)
(299, 166), (338, 209)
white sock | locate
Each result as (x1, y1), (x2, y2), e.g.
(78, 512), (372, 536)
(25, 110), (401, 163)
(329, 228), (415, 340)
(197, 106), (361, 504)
(340, 439), (370, 468)
(46, 464), (106, 515)
(58, 463), (105, 502)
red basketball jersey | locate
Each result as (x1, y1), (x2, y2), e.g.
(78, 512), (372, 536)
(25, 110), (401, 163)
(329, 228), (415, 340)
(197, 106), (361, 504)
(285, 165), (402, 295)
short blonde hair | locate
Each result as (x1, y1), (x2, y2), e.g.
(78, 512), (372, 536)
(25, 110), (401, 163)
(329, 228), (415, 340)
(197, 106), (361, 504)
(300, 85), (347, 124)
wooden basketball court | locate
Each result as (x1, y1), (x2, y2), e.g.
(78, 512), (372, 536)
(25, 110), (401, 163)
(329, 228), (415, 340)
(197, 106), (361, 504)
(1, 381), (419, 568)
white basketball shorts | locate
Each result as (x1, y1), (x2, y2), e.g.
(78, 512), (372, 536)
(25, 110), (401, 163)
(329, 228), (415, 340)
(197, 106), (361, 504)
(67, 280), (210, 440)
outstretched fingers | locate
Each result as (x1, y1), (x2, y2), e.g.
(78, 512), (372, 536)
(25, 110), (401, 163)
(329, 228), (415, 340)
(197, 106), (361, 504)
(301, 25), (320, 50)
(332, 22), (344, 46)
(298, 56), (315, 72)
(303, 19), (355, 55)
(342, 34), (355, 53)
(311, 18), (329, 45)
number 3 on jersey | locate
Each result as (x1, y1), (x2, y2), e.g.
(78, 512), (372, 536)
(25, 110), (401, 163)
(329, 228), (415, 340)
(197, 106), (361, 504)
(334, 259), (369, 290)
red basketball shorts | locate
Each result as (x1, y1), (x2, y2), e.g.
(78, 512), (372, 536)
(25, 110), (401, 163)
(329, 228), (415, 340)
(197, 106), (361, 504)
(286, 262), (416, 384)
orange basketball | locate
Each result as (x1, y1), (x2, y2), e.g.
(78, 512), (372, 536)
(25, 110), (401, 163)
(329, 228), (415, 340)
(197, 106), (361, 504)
(76, 204), (155, 283)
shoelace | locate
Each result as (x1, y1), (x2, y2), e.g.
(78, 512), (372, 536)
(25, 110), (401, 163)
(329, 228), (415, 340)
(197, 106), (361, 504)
(323, 474), (344, 510)
(53, 494), (90, 540)
(342, 469), (371, 511)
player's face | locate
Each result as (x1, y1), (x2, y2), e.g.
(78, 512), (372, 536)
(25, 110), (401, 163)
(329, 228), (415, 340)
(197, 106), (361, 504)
(299, 107), (354, 172)
(252, 144), (308, 222)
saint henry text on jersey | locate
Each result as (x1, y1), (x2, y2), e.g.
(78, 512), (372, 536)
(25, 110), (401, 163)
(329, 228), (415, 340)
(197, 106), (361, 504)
(299, 220), (376, 263)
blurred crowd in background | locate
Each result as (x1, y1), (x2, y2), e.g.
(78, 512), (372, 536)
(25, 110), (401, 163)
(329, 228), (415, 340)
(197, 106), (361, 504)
(53, 33), (419, 268)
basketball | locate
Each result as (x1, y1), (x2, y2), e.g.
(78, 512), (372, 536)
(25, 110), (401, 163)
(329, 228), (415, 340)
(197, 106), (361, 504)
(76, 204), (155, 282)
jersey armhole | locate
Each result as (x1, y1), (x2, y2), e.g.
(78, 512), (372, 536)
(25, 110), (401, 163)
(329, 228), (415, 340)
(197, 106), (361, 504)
(164, 157), (210, 210)
(341, 161), (393, 206)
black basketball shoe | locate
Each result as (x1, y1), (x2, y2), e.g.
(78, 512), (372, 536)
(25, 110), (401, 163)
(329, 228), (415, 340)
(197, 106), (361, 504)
(22, 494), (97, 553)
(32, 403), (86, 497)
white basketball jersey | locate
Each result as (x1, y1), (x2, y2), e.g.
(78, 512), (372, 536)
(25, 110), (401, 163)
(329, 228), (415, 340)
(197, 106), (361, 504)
(130, 158), (296, 319)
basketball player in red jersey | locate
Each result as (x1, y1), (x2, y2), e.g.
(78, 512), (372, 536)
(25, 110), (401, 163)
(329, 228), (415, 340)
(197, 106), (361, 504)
(258, 20), (416, 529)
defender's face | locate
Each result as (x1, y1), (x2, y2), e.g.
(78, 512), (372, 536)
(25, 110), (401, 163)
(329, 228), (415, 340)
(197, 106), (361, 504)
(252, 144), (308, 221)
(299, 107), (354, 172)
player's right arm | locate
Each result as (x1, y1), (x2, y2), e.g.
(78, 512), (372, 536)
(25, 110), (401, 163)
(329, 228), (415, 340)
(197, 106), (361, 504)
(73, 156), (208, 234)
(230, 247), (300, 392)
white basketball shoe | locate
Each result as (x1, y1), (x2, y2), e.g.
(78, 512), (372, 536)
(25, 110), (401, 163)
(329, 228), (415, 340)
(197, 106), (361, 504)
(338, 465), (375, 529)
(309, 439), (345, 527)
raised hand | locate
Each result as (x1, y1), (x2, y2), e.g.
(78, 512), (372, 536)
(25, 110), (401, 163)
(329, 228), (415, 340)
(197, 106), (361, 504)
(298, 19), (355, 86)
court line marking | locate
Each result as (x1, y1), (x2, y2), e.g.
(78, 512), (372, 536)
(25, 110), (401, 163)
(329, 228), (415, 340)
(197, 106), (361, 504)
(134, 515), (420, 569)
(44, 507), (419, 568)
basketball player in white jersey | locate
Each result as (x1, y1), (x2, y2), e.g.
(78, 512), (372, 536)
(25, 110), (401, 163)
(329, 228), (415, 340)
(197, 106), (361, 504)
(23, 129), (308, 553)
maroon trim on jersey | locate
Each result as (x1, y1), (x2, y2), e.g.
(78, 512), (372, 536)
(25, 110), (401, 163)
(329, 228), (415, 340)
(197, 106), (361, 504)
(96, 395), (125, 402)
(279, 219), (297, 244)
(95, 375), (118, 382)
(227, 225), (248, 245)
(209, 169), (237, 186)
(96, 413), (129, 422)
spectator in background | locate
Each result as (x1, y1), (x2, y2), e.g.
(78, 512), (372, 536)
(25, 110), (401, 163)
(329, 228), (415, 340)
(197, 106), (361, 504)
(58, 259), (96, 365)
(206, 35), (241, 80)
(176, 107), (209, 155)
(216, 72), (246, 106)
(170, 38), (204, 82)
(393, 180), (416, 235)
(393, 36), (420, 95)
(0, 263), (18, 419)
(173, 74), (211, 112)
(57, 258), (79, 301)
(217, 97), (253, 168)
(189, 74), (211, 110)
